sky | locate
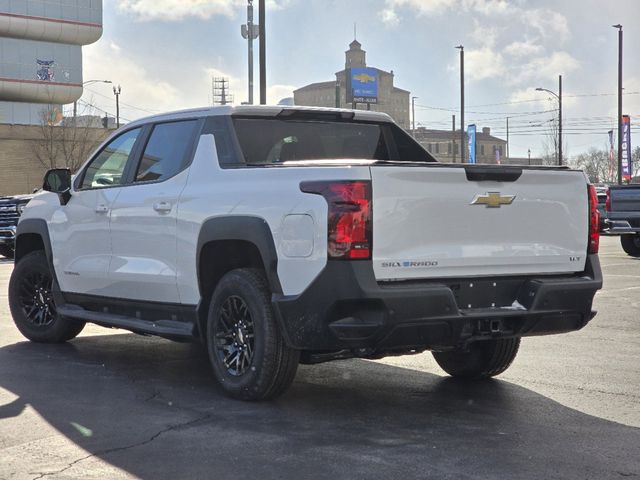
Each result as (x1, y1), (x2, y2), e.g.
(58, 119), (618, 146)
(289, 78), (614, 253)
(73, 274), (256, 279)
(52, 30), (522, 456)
(81, 0), (640, 159)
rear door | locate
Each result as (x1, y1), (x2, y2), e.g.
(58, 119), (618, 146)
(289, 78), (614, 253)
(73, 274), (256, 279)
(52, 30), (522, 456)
(371, 165), (589, 281)
(108, 119), (201, 303)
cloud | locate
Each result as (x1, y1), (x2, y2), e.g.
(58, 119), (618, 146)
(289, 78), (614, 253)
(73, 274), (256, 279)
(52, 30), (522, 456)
(465, 47), (506, 81)
(116, 0), (289, 22)
(522, 9), (570, 43)
(379, 8), (400, 27)
(503, 40), (544, 58)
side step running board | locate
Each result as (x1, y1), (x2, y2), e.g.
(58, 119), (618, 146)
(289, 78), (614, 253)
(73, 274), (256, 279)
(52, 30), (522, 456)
(58, 304), (196, 338)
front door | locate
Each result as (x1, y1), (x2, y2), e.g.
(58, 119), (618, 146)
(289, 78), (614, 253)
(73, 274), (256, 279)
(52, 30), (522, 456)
(49, 127), (143, 296)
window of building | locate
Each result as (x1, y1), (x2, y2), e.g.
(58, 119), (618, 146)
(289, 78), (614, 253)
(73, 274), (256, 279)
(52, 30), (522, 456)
(498, 146), (503, 156)
(480, 144), (485, 156)
(448, 143), (452, 154)
(435, 143), (440, 154)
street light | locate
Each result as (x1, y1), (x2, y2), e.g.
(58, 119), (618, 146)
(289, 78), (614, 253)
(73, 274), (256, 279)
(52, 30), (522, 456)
(536, 74), (562, 166)
(113, 85), (122, 128)
(74, 79), (112, 118)
(411, 96), (418, 137)
(455, 45), (464, 162)
(613, 24), (623, 185)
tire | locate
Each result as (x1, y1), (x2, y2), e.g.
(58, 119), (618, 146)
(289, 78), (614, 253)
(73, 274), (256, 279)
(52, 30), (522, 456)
(433, 338), (520, 379)
(8, 251), (85, 343)
(0, 245), (14, 259)
(620, 234), (640, 257)
(206, 268), (299, 401)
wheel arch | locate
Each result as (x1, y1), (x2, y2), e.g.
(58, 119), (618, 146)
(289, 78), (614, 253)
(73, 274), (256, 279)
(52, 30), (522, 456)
(196, 216), (282, 337)
(15, 219), (53, 266)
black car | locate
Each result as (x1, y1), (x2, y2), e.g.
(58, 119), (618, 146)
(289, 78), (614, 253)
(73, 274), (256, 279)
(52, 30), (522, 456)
(0, 194), (34, 259)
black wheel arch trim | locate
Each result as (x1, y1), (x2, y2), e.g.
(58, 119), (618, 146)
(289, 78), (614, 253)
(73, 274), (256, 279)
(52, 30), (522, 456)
(14, 218), (65, 305)
(196, 215), (283, 295)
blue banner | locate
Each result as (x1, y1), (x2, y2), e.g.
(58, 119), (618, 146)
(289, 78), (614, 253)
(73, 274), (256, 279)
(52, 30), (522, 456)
(622, 115), (632, 181)
(467, 124), (477, 164)
(348, 68), (378, 104)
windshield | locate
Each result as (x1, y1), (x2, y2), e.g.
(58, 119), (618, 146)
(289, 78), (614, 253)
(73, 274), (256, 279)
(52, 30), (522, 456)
(232, 118), (436, 165)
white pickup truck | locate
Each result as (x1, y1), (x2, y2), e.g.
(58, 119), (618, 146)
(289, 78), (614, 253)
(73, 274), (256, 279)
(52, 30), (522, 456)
(9, 106), (602, 400)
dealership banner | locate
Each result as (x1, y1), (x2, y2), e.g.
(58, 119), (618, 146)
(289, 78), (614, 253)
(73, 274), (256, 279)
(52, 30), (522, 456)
(467, 124), (476, 164)
(347, 68), (378, 104)
(622, 115), (632, 182)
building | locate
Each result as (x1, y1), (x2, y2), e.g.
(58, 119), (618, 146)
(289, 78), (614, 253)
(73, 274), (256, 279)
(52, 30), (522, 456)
(0, 1), (103, 125)
(414, 127), (509, 164)
(294, 40), (410, 129)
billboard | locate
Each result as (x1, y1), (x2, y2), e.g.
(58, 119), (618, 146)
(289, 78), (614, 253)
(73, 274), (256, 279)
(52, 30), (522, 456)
(622, 115), (632, 182)
(467, 124), (477, 164)
(347, 68), (378, 104)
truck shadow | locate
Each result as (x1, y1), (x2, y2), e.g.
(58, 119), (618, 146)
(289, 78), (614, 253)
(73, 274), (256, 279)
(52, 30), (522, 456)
(0, 333), (638, 479)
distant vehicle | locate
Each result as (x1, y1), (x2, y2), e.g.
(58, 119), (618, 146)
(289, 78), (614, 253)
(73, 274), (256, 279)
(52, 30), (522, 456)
(8, 105), (603, 401)
(603, 184), (640, 256)
(0, 194), (34, 259)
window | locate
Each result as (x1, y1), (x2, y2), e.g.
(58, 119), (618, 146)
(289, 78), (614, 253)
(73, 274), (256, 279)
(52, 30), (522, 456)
(435, 143), (440, 154)
(81, 127), (141, 189)
(448, 143), (452, 154)
(135, 120), (198, 183)
(203, 116), (237, 165)
(231, 117), (436, 165)
(480, 144), (485, 156)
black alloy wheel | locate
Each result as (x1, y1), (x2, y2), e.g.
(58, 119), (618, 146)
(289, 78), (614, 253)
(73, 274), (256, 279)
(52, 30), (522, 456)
(9, 251), (85, 343)
(18, 270), (57, 327)
(206, 268), (299, 401)
(214, 295), (256, 377)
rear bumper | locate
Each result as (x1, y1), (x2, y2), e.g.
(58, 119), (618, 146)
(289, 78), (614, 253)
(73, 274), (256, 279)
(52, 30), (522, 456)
(272, 255), (602, 352)
(602, 212), (640, 235)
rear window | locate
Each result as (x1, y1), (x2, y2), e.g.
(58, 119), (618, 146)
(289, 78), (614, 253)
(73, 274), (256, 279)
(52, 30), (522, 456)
(231, 118), (435, 165)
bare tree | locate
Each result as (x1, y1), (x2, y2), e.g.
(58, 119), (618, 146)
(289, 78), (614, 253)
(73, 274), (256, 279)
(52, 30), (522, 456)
(31, 103), (105, 173)
(541, 117), (568, 166)
(572, 148), (616, 184)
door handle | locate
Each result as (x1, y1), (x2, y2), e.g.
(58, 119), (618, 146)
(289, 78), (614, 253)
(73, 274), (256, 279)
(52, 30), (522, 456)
(153, 202), (172, 213)
(95, 204), (109, 214)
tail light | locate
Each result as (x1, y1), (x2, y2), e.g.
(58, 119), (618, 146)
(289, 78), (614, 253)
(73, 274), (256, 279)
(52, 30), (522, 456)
(588, 184), (600, 254)
(605, 188), (611, 212)
(301, 181), (372, 260)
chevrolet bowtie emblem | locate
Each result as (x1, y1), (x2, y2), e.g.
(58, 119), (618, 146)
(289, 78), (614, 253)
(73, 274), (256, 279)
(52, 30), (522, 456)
(471, 192), (516, 208)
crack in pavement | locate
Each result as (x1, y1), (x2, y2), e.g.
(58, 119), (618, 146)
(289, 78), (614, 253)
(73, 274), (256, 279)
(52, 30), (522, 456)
(29, 413), (214, 480)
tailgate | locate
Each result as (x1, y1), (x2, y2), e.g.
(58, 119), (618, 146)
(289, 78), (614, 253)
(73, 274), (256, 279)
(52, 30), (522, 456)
(371, 166), (589, 281)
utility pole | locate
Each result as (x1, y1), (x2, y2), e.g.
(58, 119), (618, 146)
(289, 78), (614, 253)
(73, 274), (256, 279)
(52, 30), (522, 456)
(335, 82), (340, 108)
(452, 114), (456, 163)
(113, 84), (121, 128)
(456, 45), (465, 162)
(558, 74), (562, 166)
(241, 1), (260, 104)
(528, 148), (531, 165)
(258, 0), (266, 105)
(506, 117), (510, 161)
(411, 96), (418, 137)
(614, 24), (623, 185)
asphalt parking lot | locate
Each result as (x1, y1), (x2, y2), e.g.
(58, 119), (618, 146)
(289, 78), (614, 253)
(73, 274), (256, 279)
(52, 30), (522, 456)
(0, 236), (639, 480)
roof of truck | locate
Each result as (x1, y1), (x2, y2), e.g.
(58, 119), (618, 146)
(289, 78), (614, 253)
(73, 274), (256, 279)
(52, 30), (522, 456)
(125, 105), (394, 128)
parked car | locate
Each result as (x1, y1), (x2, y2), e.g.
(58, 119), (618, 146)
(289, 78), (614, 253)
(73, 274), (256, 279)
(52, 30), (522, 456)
(602, 184), (640, 256)
(9, 106), (603, 400)
(0, 193), (34, 259)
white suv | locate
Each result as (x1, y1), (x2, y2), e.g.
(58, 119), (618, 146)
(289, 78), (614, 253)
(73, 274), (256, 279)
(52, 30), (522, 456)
(9, 106), (602, 400)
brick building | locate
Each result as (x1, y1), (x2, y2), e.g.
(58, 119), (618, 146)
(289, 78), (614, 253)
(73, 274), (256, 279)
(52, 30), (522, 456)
(294, 40), (411, 129)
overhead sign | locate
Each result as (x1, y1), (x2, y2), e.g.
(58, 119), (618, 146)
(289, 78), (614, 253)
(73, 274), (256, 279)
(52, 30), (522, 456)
(621, 115), (632, 182)
(347, 68), (378, 104)
(467, 124), (477, 164)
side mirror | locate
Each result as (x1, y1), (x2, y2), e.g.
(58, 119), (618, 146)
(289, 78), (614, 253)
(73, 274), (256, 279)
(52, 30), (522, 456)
(43, 168), (72, 205)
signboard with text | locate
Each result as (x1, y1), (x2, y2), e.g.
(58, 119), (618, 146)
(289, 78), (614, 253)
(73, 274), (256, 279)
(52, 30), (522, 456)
(347, 68), (378, 104)
(467, 124), (477, 164)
